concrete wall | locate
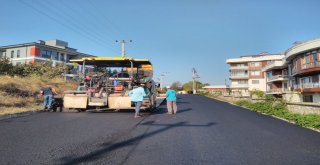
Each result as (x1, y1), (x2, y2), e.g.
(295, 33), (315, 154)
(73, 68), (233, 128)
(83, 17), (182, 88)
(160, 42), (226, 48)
(312, 93), (320, 103)
(283, 92), (302, 103)
(287, 103), (320, 115)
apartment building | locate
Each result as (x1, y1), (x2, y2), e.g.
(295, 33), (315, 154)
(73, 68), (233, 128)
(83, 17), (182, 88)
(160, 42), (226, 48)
(226, 54), (284, 97)
(285, 38), (320, 103)
(262, 56), (289, 97)
(0, 39), (93, 66)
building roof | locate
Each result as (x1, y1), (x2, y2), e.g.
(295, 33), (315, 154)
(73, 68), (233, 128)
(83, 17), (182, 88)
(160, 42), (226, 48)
(226, 54), (284, 63)
(285, 38), (320, 61)
(0, 40), (93, 57)
(203, 85), (229, 89)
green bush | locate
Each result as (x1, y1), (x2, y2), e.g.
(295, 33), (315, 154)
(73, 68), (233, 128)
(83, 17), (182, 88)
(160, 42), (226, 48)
(294, 114), (320, 129)
(0, 58), (14, 75)
(250, 90), (265, 98)
(0, 60), (69, 79)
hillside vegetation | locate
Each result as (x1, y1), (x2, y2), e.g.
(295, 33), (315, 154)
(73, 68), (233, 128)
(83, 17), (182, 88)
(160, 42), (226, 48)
(0, 58), (77, 115)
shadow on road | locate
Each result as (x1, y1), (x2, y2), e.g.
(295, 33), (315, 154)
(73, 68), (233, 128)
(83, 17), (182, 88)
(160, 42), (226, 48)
(151, 107), (192, 115)
(176, 101), (190, 104)
(177, 108), (192, 114)
(59, 121), (216, 165)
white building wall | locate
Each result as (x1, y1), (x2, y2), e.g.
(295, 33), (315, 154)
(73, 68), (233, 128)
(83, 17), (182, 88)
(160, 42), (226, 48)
(313, 93), (320, 103)
(248, 78), (267, 92)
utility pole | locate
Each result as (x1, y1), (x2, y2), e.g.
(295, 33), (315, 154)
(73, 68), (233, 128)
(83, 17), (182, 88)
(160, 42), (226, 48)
(116, 40), (132, 57)
(192, 68), (200, 94)
(159, 72), (169, 90)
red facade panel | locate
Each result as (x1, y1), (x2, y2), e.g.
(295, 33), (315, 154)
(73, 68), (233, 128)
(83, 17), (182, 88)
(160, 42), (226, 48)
(30, 47), (40, 56)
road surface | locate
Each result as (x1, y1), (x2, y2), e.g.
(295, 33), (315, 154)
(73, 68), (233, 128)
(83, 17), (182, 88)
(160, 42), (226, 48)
(0, 95), (319, 165)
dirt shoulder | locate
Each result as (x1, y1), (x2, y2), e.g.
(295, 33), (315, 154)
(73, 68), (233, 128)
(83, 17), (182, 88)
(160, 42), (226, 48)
(0, 75), (77, 115)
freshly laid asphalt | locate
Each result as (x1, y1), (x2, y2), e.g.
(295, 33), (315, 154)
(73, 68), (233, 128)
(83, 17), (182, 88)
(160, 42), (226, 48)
(0, 94), (319, 165)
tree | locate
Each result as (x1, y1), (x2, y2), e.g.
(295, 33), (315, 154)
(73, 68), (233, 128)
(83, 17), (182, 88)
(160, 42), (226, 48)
(182, 81), (208, 92)
(170, 81), (182, 91)
(0, 58), (14, 75)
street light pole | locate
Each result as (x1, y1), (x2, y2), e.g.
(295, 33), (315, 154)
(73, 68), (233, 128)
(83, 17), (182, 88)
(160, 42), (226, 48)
(159, 72), (169, 90)
(192, 68), (199, 94)
(116, 40), (132, 58)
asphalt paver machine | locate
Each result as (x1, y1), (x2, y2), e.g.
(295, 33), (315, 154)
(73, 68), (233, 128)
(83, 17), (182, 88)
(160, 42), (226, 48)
(63, 57), (157, 111)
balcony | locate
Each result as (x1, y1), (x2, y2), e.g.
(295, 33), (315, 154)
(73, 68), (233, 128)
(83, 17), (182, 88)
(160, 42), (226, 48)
(266, 88), (290, 94)
(302, 61), (320, 69)
(294, 82), (320, 93)
(263, 60), (286, 71)
(266, 74), (289, 82)
(229, 66), (248, 70)
(230, 84), (249, 88)
(292, 62), (320, 76)
(294, 82), (320, 89)
(230, 74), (249, 79)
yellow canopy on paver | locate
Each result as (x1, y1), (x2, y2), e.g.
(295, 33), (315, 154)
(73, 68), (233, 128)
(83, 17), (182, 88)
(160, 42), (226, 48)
(70, 56), (152, 68)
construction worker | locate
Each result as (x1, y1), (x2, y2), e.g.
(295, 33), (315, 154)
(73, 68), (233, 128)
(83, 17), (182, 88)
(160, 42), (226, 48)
(129, 84), (146, 118)
(40, 85), (58, 111)
(166, 86), (177, 114)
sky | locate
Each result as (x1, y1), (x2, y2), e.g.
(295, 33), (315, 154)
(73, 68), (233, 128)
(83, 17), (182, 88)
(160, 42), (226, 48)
(1, 0), (320, 86)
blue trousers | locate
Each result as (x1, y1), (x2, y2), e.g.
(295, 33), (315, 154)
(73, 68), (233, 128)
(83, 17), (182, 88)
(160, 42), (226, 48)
(134, 101), (142, 116)
(43, 95), (53, 109)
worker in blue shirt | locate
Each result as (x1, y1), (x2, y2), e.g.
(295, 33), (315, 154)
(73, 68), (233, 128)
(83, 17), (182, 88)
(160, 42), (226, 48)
(129, 84), (147, 118)
(40, 86), (58, 111)
(165, 86), (177, 114)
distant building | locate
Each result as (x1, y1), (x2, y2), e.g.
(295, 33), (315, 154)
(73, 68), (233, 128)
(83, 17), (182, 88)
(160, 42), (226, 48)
(0, 39), (93, 66)
(226, 54), (284, 97)
(202, 85), (230, 95)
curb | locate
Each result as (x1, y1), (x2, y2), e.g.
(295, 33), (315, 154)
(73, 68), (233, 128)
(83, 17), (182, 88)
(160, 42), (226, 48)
(0, 110), (44, 121)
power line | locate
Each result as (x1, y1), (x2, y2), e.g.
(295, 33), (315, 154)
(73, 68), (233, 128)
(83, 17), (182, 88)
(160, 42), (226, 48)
(33, 0), (118, 53)
(87, 0), (123, 37)
(61, 0), (120, 44)
(20, 0), (119, 54)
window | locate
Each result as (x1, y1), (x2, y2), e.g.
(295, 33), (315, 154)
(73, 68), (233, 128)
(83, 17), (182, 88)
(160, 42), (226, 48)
(17, 50), (20, 58)
(250, 62), (260, 67)
(283, 69), (288, 76)
(283, 82), (288, 89)
(303, 53), (312, 69)
(251, 71), (260, 76)
(238, 80), (248, 84)
(303, 95), (313, 102)
(231, 70), (248, 77)
(11, 50), (14, 58)
(41, 50), (52, 59)
(252, 80), (259, 84)
(55, 52), (59, 60)
(301, 77), (311, 84)
(267, 71), (272, 79)
(312, 51), (317, 64)
(60, 53), (64, 61)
